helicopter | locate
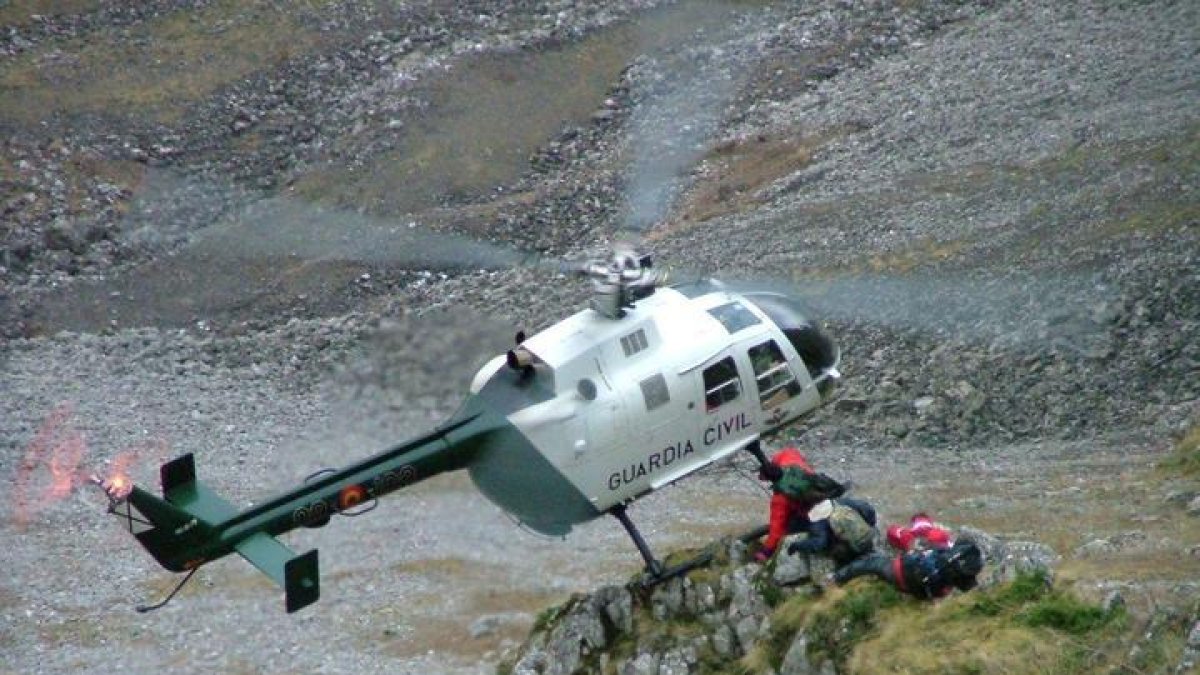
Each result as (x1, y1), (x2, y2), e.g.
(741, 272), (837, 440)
(95, 245), (841, 613)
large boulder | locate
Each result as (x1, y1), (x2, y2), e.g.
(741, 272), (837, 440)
(510, 592), (614, 675)
(772, 535), (839, 586)
(958, 526), (1060, 589)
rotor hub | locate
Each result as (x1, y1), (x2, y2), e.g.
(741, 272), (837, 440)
(582, 249), (663, 319)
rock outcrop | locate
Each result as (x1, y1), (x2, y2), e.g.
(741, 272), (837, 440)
(503, 529), (1061, 675)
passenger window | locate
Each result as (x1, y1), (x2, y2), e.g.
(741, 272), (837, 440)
(749, 340), (801, 408)
(640, 373), (670, 411)
(702, 356), (741, 411)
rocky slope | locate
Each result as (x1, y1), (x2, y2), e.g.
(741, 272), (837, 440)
(2, 0), (1198, 673)
(501, 526), (1167, 675)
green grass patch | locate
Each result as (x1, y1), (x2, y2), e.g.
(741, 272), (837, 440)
(1159, 424), (1200, 478)
(0, 0), (335, 125)
(846, 571), (1127, 675)
(741, 581), (905, 673)
(672, 131), (832, 227)
(959, 569), (1123, 635)
(0, 1), (102, 30)
(963, 568), (1050, 617)
(1017, 594), (1113, 635)
(806, 582), (905, 667)
(744, 572), (1130, 674)
(742, 588), (820, 672)
(1095, 199), (1200, 240)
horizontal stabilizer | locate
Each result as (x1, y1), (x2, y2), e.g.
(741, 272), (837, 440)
(235, 533), (320, 613)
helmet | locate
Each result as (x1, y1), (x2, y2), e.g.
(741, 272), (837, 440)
(910, 513), (935, 533)
(948, 541), (983, 578)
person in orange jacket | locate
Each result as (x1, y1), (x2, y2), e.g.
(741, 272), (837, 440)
(755, 447), (822, 561)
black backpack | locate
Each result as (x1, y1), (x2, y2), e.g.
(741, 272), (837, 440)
(920, 541), (983, 594)
(945, 541), (983, 578)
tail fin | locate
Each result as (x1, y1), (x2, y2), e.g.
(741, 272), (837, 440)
(107, 453), (320, 613)
(112, 453), (234, 572)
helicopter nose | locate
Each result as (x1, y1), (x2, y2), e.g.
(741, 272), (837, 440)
(740, 291), (841, 390)
(817, 365), (841, 400)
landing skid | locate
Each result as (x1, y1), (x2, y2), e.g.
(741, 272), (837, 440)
(610, 441), (774, 586)
(637, 524), (769, 588)
(610, 501), (770, 587)
(641, 554), (713, 587)
(610, 504), (664, 578)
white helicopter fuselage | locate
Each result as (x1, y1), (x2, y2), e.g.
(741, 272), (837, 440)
(468, 280), (840, 526)
(100, 279), (842, 611)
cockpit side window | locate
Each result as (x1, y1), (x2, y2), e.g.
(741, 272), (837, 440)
(748, 339), (801, 408)
(743, 293), (838, 379)
(702, 356), (741, 412)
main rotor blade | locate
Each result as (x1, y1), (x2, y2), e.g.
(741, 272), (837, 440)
(617, 5), (762, 241)
(694, 269), (1112, 351)
(191, 196), (531, 271)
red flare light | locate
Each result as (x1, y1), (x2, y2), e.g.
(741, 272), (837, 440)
(92, 440), (167, 503)
(92, 473), (134, 502)
(13, 404), (88, 530)
(49, 431), (87, 499)
(11, 405), (169, 529)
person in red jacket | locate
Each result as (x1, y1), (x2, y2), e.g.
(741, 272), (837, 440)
(755, 447), (821, 562)
(886, 512), (952, 552)
(831, 539), (983, 599)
